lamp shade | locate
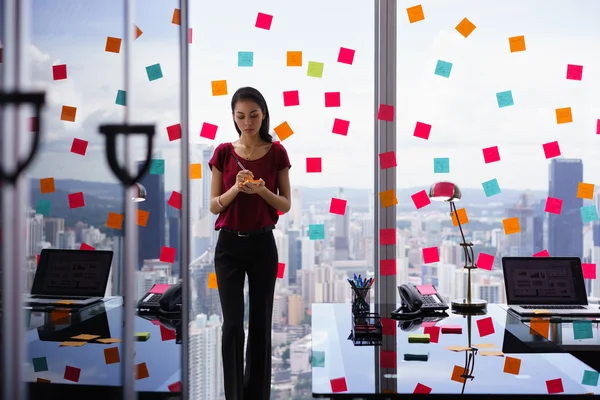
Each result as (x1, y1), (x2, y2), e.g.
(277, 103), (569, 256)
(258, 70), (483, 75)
(428, 181), (462, 202)
(132, 182), (147, 202)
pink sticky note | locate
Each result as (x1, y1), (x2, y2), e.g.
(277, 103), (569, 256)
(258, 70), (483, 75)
(167, 124), (182, 141)
(545, 196), (563, 214)
(422, 321), (437, 328)
(188, 28), (193, 43)
(416, 284), (437, 295)
(422, 247), (440, 264)
(476, 253), (494, 271)
(380, 228), (396, 245)
(324, 92), (340, 107)
(377, 104), (394, 121)
(255, 12), (273, 30)
(533, 249), (550, 257)
(411, 190), (431, 210)
(168, 191), (182, 209)
(150, 284), (171, 294)
(597, 119), (600, 134)
(424, 326), (441, 343)
(546, 378), (564, 394)
(381, 318), (396, 336)
(159, 246), (176, 263)
(582, 263), (596, 279)
(52, 64), (67, 80)
(330, 377), (348, 393)
(337, 47), (355, 65)
(414, 383), (432, 394)
(200, 122), (218, 140)
(168, 381), (182, 392)
(80, 243), (95, 251)
(332, 118), (350, 136)
(380, 259), (396, 276)
(306, 157), (322, 173)
(71, 138), (88, 156)
(380, 350), (396, 368)
(379, 151), (397, 169)
(482, 146), (500, 163)
(566, 64), (583, 81)
(329, 198), (347, 215)
(476, 317), (495, 337)
(283, 90), (299, 106)
(543, 141), (561, 159)
(413, 121), (432, 140)
(160, 324), (176, 341)
(68, 192), (85, 209)
(277, 262), (285, 279)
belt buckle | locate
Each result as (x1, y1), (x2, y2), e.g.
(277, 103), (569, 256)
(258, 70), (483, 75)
(237, 231), (250, 237)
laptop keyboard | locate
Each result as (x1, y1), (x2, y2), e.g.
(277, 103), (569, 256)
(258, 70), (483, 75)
(521, 305), (586, 310)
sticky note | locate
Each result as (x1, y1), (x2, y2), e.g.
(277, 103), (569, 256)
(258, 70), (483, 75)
(64, 366), (81, 382)
(480, 178), (501, 197)
(105, 36), (122, 53)
(200, 122), (218, 140)
(380, 228), (396, 245)
(329, 198), (347, 215)
(286, 51), (302, 66)
(146, 63), (163, 81)
(508, 35), (526, 52)
(533, 249), (550, 257)
(582, 263), (596, 279)
(104, 347), (120, 364)
(238, 51), (254, 67)
(545, 196), (563, 214)
(406, 5), (425, 23)
(577, 182), (595, 199)
(306, 157), (322, 173)
(379, 189), (398, 208)
(455, 17), (476, 38)
(167, 124), (182, 141)
(135, 25), (143, 39)
(380, 350), (396, 368)
(159, 246), (176, 263)
(446, 345), (470, 351)
(68, 192), (85, 209)
(338, 47), (355, 65)
(413, 383), (432, 394)
(308, 224), (325, 240)
(379, 151), (397, 169)
(543, 141), (561, 158)
(36, 378), (51, 383)
(330, 377), (347, 393)
(96, 338), (122, 344)
(29, 117), (38, 132)
(168, 191), (182, 209)
(480, 351), (504, 357)
(276, 262), (285, 279)
(52, 64), (67, 80)
(502, 217), (520, 234)
(283, 90), (299, 107)
(477, 253), (494, 270)
(60, 341), (87, 347)
(325, 92), (341, 107)
(413, 121), (432, 140)
(482, 146), (500, 163)
(546, 378), (564, 394)
(32, 357), (48, 372)
(476, 317), (495, 337)
(137, 209), (149, 227)
(171, 8), (180, 25)
(188, 28), (192, 43)
(573, 321), (593, 340)
(332, 118), (350, 136)
(532, 309), (551, 314)
(135, 362), (150, 380)
(473, 343), (497, 349)
(134, 332), (151, 341)
(433, 157), (449, 173)
(160, 325), (176, 341)
(555, 107), (572, 124)
(312, 350), (325, 367)
(274, 121), (294, 141)
(416, 284), (437, 295)
(39, 177), (55, 194)
(205, 272), (217, 289)
(566, 64), (583, 81)
(150, 159), (165, 175)
(307, 61), (324, 78)
(72, 334), (100, 340)
(581, 205), (599, 223)
(211, 80), (228, 96)
(255, 12), (273, 30)
(378, 104), (394, 121)
(70, 138), (88, 155)
(115, 90), (126, 106)
(36, 199), (51, 216)
(411, 190), (430, 210)
(190, 163), (202, 179)
(451, 365), (466, 383)
(582, 370), (599, 386)
(496, 90), (514, 108)
(451, 208), (469, 226)
(80, 242), (95, 250)
(404, 352), (428, 361)
(408, 334), (430, 343)
(422, 247), (439, 264)
(530, 318), (550, 339)
(106, 212), (123, 229)
(423, 326), (440, 343)
(168, 381), (182, 392)
(434, 60), (452, 78)
(503, 356), (521, 374)
(380, 259), (396, 275)
(61, 105), (77, 122)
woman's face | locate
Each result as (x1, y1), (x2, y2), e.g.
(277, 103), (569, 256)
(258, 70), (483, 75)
(233, 100), (263, 138)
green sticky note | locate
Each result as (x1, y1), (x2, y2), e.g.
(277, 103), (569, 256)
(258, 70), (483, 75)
(433, 157), (449, 173)
(308, 224), (325, 240)
(135, 332), (151, 341)
(32, 356), (48, 372)
(582, 370), (599, 386)
(404, 352), (429, 361)
(149, 159), (165, 175)
(115, 90), (126, 106)
(573, 321), (593, 340)
(581, 205), (599, 223)
(312, 350), (325, 367)
(307, 61), (324, 78)
(36, 199), (51, 216)
(408, 333), (430, 343)
(146, 63), (163, 81)
(238, 51), (254, 67)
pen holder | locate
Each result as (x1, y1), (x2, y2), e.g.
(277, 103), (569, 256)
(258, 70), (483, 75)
(351, 287), (371, 316)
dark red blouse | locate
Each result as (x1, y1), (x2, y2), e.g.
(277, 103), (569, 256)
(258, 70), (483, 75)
(208, 142), (291, 231)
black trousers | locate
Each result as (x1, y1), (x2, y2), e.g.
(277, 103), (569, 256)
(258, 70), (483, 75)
(214, 229), (279, 400)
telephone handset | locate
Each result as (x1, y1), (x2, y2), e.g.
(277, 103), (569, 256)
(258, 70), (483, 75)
(393, 283), (449, 319)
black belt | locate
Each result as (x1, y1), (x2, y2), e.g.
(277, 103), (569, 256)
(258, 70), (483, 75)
(220, 225), (275, 237)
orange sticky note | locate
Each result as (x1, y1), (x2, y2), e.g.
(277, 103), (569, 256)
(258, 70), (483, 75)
(577, 182), (595, 200)
(51, 310), (70, 325)
(555, 107), (573, 124)
(36, 378), (51, 383)
(137, 209), (149, 227)
(273, 121), (294, 141)
(61, 105), (77, 122)
(40, 177), (55, 194)
(530, 318), (550, 339)
(135, 362), (150, 380)
(451, 208), (469, 226)
(105, 36), (122, 53)
(503, 356), (521, 375)
(208, 272), (218, 289)
(455, 17), (476, 38)
(172, 9), (181, 25)
(379, 189), (398, 208)
(190, 163), (202, 179)
(451, 365), (466, 383)
(287, 51), (302, 67)
(480, 351), (504, 357)
(211, 80), (228, 96)
(104, 347), (120, 364)
(406, 5), (425, 23)
(135, 25), (143, 40)
(508, 35), (526, 52)
(502, 217), (520, 235)
(106, 212), (124, 230)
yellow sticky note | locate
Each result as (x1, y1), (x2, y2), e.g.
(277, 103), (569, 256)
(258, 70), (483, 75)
(473, 343), (497, 349)
(137, 209), (149, 227)
(480, 351), (504, 357)
(287, 51), (302, 67)
(172, 8), (181, 25)
(40, 177), (55, 194)
(106, 212), (124, 230)
(503, 356), (521, 375)
(446, 346), (471, 352)
(208, 272), (218, 289)
(190, 163), (202, 179)
(96, 338), (123, 344)
(577, 182), (595, 200)
(71, 334), (100, 341)
(211, 80), (228, 96)
(451, 365), (466, 383)
(502, 217), (520, 235)
(555, 107), (573, 124)
(273, 121), (294, 141)
(530, 318), (550, 339)
(451, 208), (469, 226)
(56, 300), (73, 305)
(59, 341), (87, 347)
(61, 105), (77, 122)
(379, 189), (398, 208)
(406, 5), (425, 23)
(532, 309), (551, 315)
(508, 35), (526, 52)
(455, 17), (476, 38)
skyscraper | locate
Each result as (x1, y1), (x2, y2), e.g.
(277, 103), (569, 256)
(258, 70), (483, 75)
(137, 160), (166, 269)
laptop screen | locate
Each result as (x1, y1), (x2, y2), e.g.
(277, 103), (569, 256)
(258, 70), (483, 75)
(31, 249), (113, 297)
(502, 257), (588, 305)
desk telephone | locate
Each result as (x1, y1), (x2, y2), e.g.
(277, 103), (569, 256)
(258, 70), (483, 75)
(392, 283), (449, 319)
(137, 282), (182, 314)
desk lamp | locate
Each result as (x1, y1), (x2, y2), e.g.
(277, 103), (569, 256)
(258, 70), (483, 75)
(132, 182), (147, 202)
(428, 182), (487, 313)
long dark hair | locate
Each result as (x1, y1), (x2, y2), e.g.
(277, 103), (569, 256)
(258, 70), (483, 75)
(230, 86), (272, 143)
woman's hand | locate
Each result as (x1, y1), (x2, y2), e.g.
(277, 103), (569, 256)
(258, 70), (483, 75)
(242, 178), (266, 195)
(233, 170), (254, 193)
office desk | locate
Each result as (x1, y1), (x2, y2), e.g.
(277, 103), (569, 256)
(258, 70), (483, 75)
(312, 303), (600, 398)
(24, 297), (181, 400)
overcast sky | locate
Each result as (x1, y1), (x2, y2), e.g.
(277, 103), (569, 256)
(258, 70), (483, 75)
(19, 0), (600, 192)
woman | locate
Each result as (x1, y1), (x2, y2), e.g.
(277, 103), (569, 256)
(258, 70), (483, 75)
(208, 86), (291, 400)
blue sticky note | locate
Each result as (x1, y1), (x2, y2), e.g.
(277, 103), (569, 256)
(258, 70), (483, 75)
(433, 157), (449, 173)
(482, 178), (501, 197)
(496, 90), (514, 108)
(115, 90), (126, 106)
(312, 350), (325, 367)
(582, 370), (599, 386)
(581, 205), (599, 223)
(573, 321), (593, 340)
(146, 63), (163, 81)
(32, 356), (48, 372)
(308, 224), (325, 240)
(36, 199), (51, 216)
(434, 60), (453, 78)
(238, 51), (254, 67)
(149, 159), (165, 175)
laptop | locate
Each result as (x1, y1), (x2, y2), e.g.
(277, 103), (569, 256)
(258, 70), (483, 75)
(26, 249), (113, 307)
(502, 256), (600, 316)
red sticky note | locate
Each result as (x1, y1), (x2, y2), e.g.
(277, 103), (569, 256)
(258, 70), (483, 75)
(306, 157), (322, 173)
(424, 326), (441, 343)
(188, 28), (193, 44)
(422, 247), (440, 264)
(330, 377), (348, 393)
(413, 383), (432, 394)
(546, 378), (564, 394)
(380, 228), (396, 245)
(542, 141), (561, 159)
(582, 263), (596, 279)
(476, 316), (495, 337)
(160, 325), (176, 341)
(70, 138), (88, 156)
(379, 151), (397, 169)
(80, 242), (95, 250)
(277, 262), (285, 279)
(200, 122), (218, 140)
(441, 325), (462, 334)
(416, 284), (437, 295)
(380, 259), (396, 276)
(476, 253), (494, 271)
(381, 318), (396, 336)
(332, 118), (350, 136)
(168, 381), (182, 392)
(482, 146), (500, 163)
(413, 121), (432, 140)
(337, 47), (355, 65)
(377, 104), (394, 121)
(329, 198), (347, 215)
(597, 119), (600, 134)
(167, 124), (182, 141)
(324, 92), (340, 107)
(255, 12), (273, 30)
(52, 64), (67, 80)
(168, 191), (182, 210)
(36, 254), (40, 264)
(411, 190), (431, 210)
(64, 365), (81, 382)
(283, 90), (299, 107)
(380, 350), (396, 368)
(29, 117), (38, 132)
(159, 246), (176, 263)
(533, 249), (550, 257)
(545, 196), (563, 214)
(277, 210), (284, 216)
(68, 192), (85, 209)
(566, 64), (583, 81)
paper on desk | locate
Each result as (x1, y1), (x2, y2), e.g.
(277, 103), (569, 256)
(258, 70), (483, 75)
(416, 284), (436, 295)
(96, 338), (122, 344)
(71, 334), (100, 341)
(480, 351), (504, 357)
(446, 345), (471, 352)
(473, 343), (497, 348)
(60, 341), (87, 347)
